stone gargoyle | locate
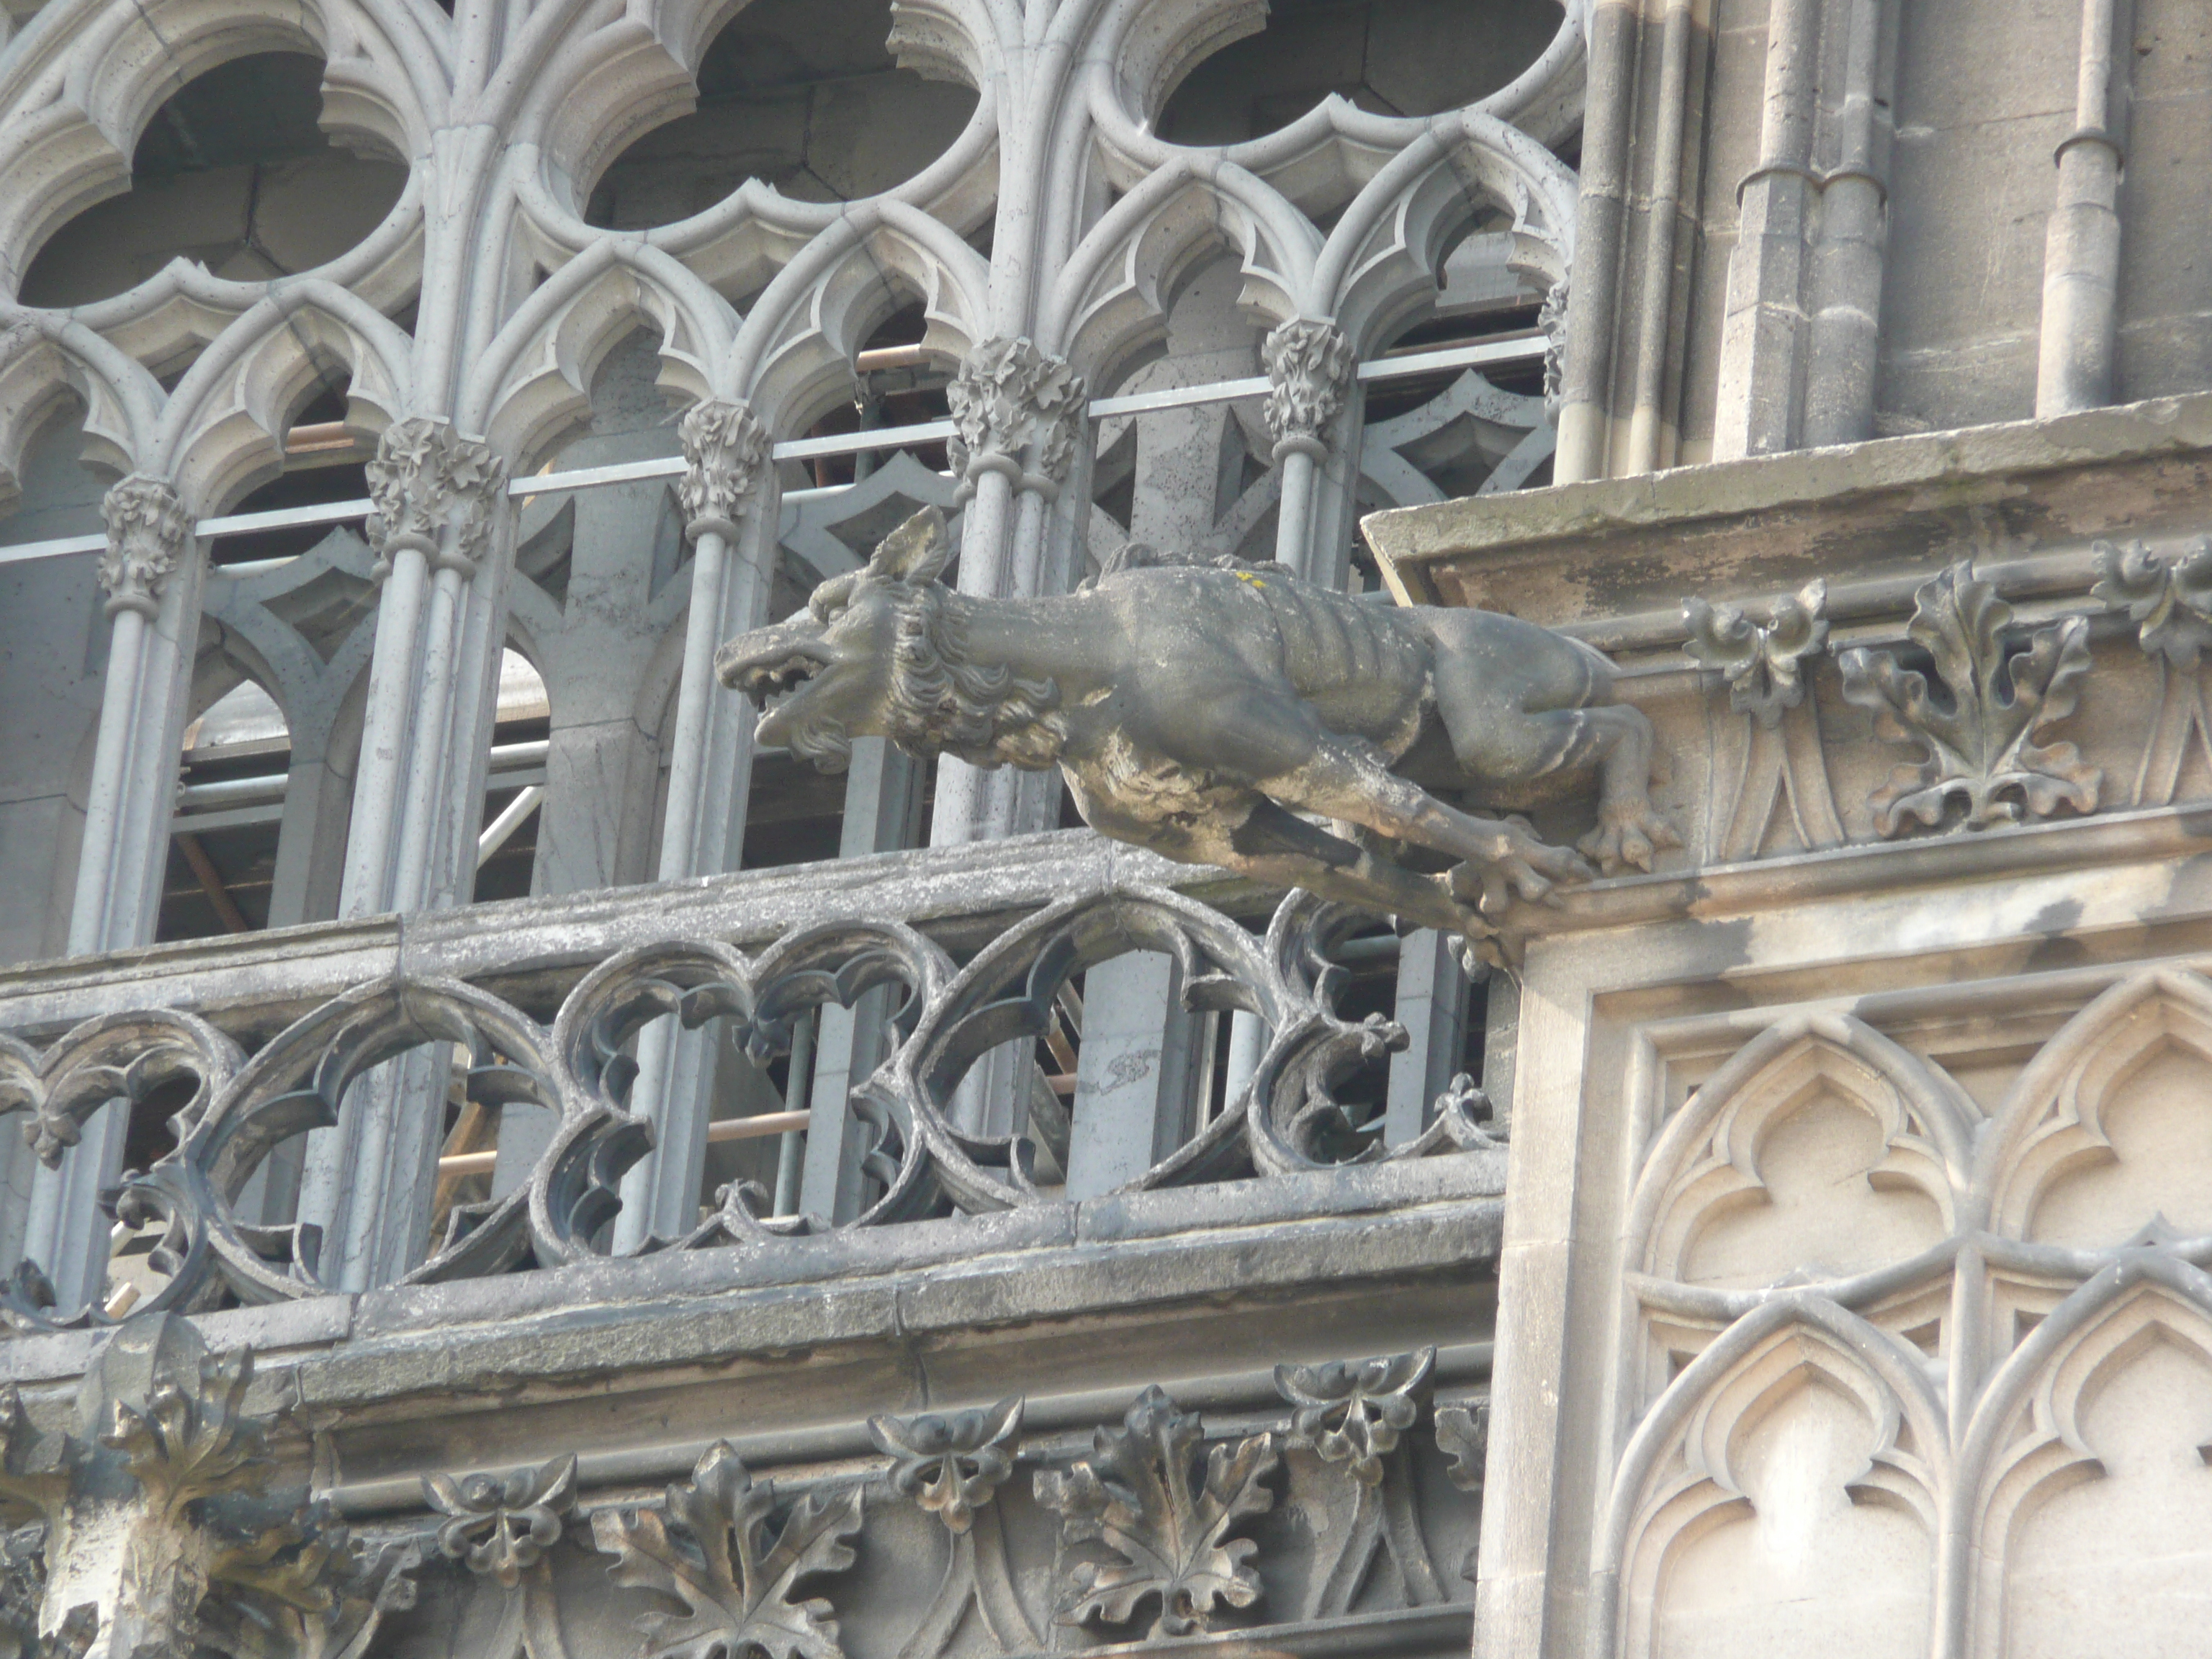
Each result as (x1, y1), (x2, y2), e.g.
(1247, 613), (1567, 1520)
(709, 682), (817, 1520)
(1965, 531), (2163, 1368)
(716, 508), (1674, 953)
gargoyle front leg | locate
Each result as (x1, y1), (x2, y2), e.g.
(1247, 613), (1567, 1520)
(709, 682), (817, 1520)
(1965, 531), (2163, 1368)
(1256, 735), (1592, 913)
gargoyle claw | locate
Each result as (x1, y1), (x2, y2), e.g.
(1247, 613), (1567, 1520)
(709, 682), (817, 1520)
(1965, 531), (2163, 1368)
(1576, 800), (1683, 875)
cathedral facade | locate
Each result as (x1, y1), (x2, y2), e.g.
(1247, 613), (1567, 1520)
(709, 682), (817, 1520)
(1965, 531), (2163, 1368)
(3, 0), (2212, 1655)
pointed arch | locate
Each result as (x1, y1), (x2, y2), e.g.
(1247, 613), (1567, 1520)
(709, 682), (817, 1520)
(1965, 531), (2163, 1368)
(1593, 1295), (1950, 1659)
(0, 313), (165, 503)
(1628, 1012), (1977, 1290)
(729, 204), (991, 433)
(464, 240), (739, 462)
(1981, 968), (2212, 1244)
(1040, 158), (1316, 379)
(1956, 1255), (2212, 1659)
(152, 281), (413, 513)
(1309, 110), (1576, 353)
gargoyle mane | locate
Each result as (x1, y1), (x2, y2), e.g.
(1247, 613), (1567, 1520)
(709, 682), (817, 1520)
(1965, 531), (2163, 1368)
(886, 582), (1068, 771)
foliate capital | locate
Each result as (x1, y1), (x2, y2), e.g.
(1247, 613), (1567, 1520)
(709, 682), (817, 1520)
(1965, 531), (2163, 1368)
(1262, 319), (1356, 462)
(1538, 279), (1569, 423)
(364, 417), (507, 581)
(945, 336), (1086, 498)
(97, 477), (191, 619)
(678, 400), (770, 544)
(8, 1316), (418, 1659)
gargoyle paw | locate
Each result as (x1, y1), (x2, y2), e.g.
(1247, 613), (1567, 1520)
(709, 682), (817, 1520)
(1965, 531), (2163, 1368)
(1452, 828), (1595, 916)
(1575, 799), (1683, 875)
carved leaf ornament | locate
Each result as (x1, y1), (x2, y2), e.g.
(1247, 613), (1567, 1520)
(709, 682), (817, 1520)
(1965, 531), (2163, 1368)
(2090, 536), (2212, 667)
(425, 1455), (577, 1588)
(1274, 1348), (1433, 1487)
(866, 1399), (1021, 1534)
(1838, 561), (2099, 834)
(1681, 579), (1829, 728)
(1033, 1386), (1278, 1637)
(593, 1444), (863, 1659)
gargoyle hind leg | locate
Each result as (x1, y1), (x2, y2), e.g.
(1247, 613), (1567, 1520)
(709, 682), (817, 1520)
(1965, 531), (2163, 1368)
(1255, 734), (1591, 917)
(1434, 688), (1681, 874)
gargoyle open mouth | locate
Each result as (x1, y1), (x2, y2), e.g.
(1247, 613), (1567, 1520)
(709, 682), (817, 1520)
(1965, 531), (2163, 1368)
(734, 652), (825, 709)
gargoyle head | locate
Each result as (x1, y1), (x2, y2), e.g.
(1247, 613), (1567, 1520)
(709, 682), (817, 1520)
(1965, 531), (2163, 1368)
(715, 506), (1064, 773)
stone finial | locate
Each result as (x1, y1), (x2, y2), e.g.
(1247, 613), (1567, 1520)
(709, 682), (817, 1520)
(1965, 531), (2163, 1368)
(1261, 319), (1356, 462)
(364, 417), (507, 581)
(0, 1316), (415, 1659)
(945, 337), (1086, 498)
(677, 400), (770, 546)
(96, 477), (191, 619)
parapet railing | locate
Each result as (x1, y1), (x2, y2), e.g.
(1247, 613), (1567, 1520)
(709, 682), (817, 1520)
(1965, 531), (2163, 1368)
(0, 833), (1500, 1336)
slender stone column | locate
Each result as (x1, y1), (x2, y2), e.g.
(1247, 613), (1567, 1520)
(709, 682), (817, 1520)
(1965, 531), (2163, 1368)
(1802, 0), (1899, 446)
(307, 418), (509, 1290)
(2036, 0), (2135, 415)
(1712, 0), (1822, 461)
(934, 337), (1084, 848)
(798, 737), (926, 1223)
(614, 399), (774, 1251)
(1066, 952), (1204, 1198)
(19, 477), (199, 1310)
(1263, 319), (1357, 581)
(341, 418), (508, 916)
(1384, 931), (1470, 1148)
(1554, 0), (1642, 482)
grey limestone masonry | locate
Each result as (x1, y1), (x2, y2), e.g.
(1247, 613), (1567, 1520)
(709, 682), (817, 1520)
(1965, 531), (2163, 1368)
(7, 1), (2212, 1658)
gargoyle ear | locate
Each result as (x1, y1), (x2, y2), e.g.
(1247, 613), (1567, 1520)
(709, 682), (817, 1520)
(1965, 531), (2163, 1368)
(866, 505), (950, 585)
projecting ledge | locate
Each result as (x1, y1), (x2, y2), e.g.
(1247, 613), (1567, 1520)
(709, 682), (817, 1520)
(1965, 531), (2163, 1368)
(0, 1152), (1505, 1398)
(1363, 388), (2212, 629)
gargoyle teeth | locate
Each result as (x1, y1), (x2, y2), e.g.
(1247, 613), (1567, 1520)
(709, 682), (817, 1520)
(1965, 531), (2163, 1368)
(739, 654), (822, 706)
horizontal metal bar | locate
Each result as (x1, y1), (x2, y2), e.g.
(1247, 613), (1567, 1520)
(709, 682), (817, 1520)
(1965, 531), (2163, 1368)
(168, 804), (286, 835)
(1089, 376), (1272, 420)
(0, 534), (104, 565)
(198, 499), (372, 538)
(1357, 336), (1545, 382)
(0, 341), (1548, 566)
(516, 455), (683, 495)
(773, 420), (956, 463)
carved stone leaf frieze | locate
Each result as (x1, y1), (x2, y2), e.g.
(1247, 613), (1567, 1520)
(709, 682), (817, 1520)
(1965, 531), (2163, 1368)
(592, 1443), (863, 1659)
(1275, 1348), (1433, 1488)
(1431, 1403), (1487, 1583)
(1682, 579), (1829, 728)
(866, 1399), (1020, 1535)
(426, 1455), (577, 1588)
(868, 1401), (1036, 1659)
(1033, 1385), (1278, 1639)
(1432, 1403), (1487, 1495)
(2091, 536), (2212, 667)
(1838, 560), (2100, 834)
(0, 1317), (415, 1659)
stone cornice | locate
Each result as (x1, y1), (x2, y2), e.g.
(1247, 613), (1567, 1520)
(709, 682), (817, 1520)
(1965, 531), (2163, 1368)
(1363, 389), (2212, 624)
